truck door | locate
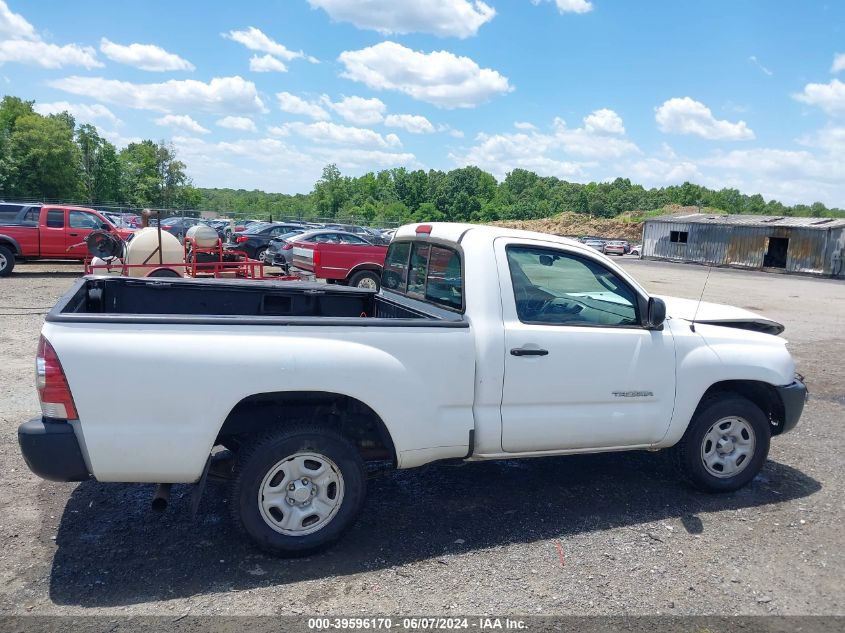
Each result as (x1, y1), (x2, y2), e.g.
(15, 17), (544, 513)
(66, 210), (108, 258)
(40, 208), (68, 257)
(496, 237), (676, 452)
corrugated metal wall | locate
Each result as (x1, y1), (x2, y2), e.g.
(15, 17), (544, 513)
(642, 221), (845, 276)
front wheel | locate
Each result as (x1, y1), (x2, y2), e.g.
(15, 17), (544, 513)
(0, 245), (14, 277)
(229, 426), (366, 556)
(256, 247), (268, 263)
(672, 395), (771, 492)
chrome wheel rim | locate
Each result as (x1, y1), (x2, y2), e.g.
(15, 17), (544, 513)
(258, 452), (344, 536)
(701, 416), (756, 478)
(0, 252), (6, 271)
(357, 276), (377, 290)
(258, 249), (268, 262)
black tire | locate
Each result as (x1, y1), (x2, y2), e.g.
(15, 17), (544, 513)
(256, 247), (268, 262)
(147, 268), (181, 278)
(229, 426), (366, 556)
(348, 270), (380, 291)
(672, 395), (771, 492)
(0, 245), (14, 277)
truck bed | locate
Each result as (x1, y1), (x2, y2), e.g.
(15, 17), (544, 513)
(48, 276), (466, 327)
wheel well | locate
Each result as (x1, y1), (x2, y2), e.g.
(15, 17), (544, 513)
(217, 391), (396, 466)
(347, 264), (382, 280)
(699, 380), (787, 435)
(0, 238), (19, 254)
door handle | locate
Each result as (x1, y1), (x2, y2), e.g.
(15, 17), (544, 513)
(510, 348), (549, 357)
(69, 232), (79, 237)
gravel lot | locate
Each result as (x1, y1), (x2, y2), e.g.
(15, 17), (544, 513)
(0, 259), (843, 616)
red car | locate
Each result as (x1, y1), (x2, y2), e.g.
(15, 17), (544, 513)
(289, 229), (388, 289)
(0, 203), (134, 276)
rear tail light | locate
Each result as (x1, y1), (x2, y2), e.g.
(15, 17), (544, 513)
(281, 243), (293, 250)
(36, 336), (78, 420)
(235, 235), (249, 243)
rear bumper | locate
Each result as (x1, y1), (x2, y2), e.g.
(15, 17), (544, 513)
(18, 417), (91, 482)
(777, 379), (808, 434)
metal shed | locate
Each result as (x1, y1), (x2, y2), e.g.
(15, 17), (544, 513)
(641, 213), (845, 277)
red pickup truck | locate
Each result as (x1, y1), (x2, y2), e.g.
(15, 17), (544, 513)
(0, 202), (133, 276)
(289, 229), (388, 289)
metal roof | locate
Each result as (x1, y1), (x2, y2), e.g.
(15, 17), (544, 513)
(644, 213), (845, 230)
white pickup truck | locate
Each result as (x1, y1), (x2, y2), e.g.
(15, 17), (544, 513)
(19, 223), (806, 555)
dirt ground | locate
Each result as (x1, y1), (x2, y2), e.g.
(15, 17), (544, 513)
(0, 259), (843, 616)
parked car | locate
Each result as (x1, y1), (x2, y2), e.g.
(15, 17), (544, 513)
(159, 216), (204, 241)
(630, 244), (642, 257)
(225, 222), (305, 261)
(583, 239), (605, 252)
(225, 219), (261, 242)
(0, 203), (133, 276)
(103, 212), (141, 229)
(289, 229), (388, 289)
(265, 230), (306, 270)
(603, 240), (627, 256)
(17, 222), (806, 556)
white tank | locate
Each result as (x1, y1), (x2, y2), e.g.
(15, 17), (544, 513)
(124, 227), (184, 277)
(89, 257), (123, 275)
(186, 224), (219, 248)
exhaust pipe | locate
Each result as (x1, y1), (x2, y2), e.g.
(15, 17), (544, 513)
(151, 483), (171, 513)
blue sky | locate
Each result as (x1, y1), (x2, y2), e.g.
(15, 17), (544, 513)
(1, 0), (844, 206)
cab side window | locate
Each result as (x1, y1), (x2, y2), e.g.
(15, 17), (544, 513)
(506, 246), (639, 327)
(69, 211), (101, 229)
(46, 210), (64, 228)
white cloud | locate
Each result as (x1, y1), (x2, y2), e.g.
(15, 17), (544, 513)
(154, 114), (209, 134)
(0, 40), (101, 69)
(249, 54), (287, 73)
(279, 121), (401, 148)
(385, 114), (436, 134)
(216, 115), (257, 132)
(99, 38), (194, 71)
(0, 0), (36, 40)
(831, 53), (845, 74)
(798, 125), (845, 154)
(531, 0), (594, 15)
(34, 101), (121, 127)
(223, 27), (316, 63)
(50, 75), (267, 114)
(323, 95), (386, 125)
(0, 1), (102, 69)
(583, 108), (625, 134)
(276, 91), (331, 120)
(307, 0), (495, 38)
(793, 79), (845, 118)
(338, 41), (511, 109)
(171, 134), (414, 193)
(655, 97), (755, 140)
(514, 121), (537, 130)
(452, 110), (638, 179)
(748, 55), (773, 76)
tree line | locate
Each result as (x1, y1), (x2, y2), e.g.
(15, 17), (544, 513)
(2, 93), (842, 224)
(0, 96), (200, 209)
(199, 164), (845, 226)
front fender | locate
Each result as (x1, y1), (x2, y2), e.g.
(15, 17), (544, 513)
(657, 320), (795, 448)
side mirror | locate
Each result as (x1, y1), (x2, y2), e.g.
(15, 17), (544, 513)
(646, 297), (666, 329)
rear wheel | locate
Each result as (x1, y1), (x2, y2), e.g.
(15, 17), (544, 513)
(256, 247), (268, 262)
(230, 426), (366, 556)
(348, 270), (380, 291)
(672, 395), (770, 492)
(0, 245), (14, 277)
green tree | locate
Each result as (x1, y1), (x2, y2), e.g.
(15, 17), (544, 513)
(8, 112), (81, 199)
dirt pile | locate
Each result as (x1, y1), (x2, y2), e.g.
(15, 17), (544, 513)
(493, 212), (643, 242)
